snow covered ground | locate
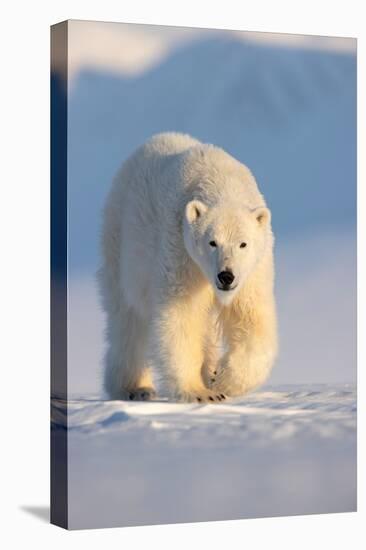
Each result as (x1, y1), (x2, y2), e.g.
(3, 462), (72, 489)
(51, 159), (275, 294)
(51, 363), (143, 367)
(52, 385), (356, 529)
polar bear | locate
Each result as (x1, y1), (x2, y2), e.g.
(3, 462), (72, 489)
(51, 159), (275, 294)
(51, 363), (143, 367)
(98, 132), (277, 402)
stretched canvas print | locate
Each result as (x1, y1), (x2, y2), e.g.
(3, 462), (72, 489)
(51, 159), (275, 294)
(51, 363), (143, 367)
(51, 19), (357, 530)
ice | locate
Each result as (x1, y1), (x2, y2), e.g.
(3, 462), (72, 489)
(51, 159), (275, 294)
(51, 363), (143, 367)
(52, 384), (356, 529)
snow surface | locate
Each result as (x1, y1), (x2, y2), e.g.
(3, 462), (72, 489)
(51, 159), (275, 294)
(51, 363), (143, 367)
(52, 385), (356, 529)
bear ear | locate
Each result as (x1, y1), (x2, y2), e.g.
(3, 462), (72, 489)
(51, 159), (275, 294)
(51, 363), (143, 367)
(185, 200), (208, 223)
(252, 206), (271, 226)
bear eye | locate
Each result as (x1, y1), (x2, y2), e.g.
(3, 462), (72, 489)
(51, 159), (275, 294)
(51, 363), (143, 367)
(240, 242), (247, 248)
(209, 240), (217, 247)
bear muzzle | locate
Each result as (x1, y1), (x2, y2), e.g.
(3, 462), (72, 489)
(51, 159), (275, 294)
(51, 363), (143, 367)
(217, 270), (236, 291)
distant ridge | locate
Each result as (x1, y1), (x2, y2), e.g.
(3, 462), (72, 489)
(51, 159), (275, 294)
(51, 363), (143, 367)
(67, 37), (356, 271)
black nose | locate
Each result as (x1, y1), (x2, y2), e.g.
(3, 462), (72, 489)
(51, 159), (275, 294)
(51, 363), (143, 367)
(217, 270), (235, 286)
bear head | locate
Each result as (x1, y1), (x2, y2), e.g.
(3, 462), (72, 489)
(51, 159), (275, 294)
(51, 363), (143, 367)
(183, 200), (271, 306)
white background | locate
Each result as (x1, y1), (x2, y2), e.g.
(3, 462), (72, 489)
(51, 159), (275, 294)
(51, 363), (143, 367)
(0, 0), (364, 548)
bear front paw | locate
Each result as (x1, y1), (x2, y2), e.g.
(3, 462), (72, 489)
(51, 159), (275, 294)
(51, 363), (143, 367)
(127, 387), (156, 401)
(176, 389), (227, 403)
(208, 368), (234, 396)
(196, 392), (227, 404)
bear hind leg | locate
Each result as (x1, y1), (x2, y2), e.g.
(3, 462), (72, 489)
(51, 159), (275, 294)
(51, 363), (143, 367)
(103, 301), (155, 401)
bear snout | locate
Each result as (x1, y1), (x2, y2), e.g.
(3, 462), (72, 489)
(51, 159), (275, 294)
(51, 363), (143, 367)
(217, 270), (235, 288)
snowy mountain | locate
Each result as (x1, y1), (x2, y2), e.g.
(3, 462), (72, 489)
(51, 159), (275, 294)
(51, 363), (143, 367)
(67, 37), (356, 272)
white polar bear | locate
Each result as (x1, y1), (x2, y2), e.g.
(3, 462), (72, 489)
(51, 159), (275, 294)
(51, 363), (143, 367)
(98, 132), (277, 402)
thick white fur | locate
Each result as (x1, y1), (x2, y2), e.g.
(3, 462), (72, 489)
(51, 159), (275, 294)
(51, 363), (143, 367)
(98, 133), (277, 402)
